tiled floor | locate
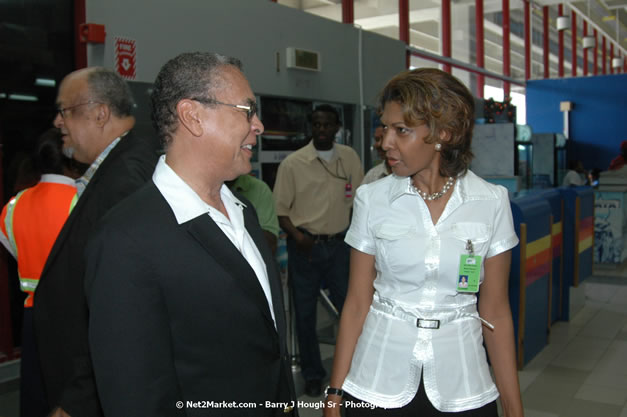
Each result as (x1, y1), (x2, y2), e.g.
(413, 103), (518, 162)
(519, 275), (627, 417)
(2, 269), (627, 417)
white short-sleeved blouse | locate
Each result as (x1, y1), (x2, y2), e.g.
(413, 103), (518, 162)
(343, 170), (519, 412)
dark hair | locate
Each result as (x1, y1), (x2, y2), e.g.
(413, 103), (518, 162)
(378, 68), (475, 178)
(33, 128), (67, 175)
(86, 67), (135, 117)
(312, 104), (341, 125)
(150, 52), (243, 148)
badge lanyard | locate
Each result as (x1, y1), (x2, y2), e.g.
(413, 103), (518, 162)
(457, 239), (482, 293)
(316, 157), (352, 199)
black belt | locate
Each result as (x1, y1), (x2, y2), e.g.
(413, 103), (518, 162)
(298, 228), (345, 243)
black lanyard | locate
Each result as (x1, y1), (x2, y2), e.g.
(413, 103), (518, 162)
(317, 157), (349, 182)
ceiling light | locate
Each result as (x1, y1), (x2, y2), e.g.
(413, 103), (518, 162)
(612, 57), (623, 68)
(0, 93), (6, 99)
(8, 94), (38, 102)
(35, 78), (56, 87)
(582, 36), (595, 49)
(556, 16), (570, 31)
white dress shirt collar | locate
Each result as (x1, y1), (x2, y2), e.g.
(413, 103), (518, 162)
(387, 170), (497, 205)
(152, 155), (246, 225)
(386, 171), (502, 226)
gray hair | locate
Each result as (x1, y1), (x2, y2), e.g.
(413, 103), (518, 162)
(86, 67), (135, 117)
(150, 52), (243, 148)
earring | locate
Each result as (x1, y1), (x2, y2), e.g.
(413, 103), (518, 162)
(435, 143), (442, 151)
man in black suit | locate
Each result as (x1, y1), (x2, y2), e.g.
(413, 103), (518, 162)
(85, 52), (297, 416)
(33, 67), (159, 417)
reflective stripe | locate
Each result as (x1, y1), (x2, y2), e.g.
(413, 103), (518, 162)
(20, 278), (38, 291)
(4, 191), (25, 258)
(70, 194), (78, 212)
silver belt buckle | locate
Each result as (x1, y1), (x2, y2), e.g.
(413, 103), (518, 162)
(416, 318), (440, 329)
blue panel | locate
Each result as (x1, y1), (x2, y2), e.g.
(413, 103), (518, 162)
(509, 194), (552, 365)
(536, 189), (563, 324)
(557, 186), (594, 318)
(580, 248), (594, 282)
(511, 195), (552, 242)
(558, 187), (577, 320)
(526, 74), (627, 170)
(551, 254), (561, 324)
(576, 187), (595, 218)
(575, 187), (594, 286)
(524, 275), (550, 364)
(537, 189), (563, 223)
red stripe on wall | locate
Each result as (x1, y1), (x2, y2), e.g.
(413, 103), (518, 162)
(580, 225), (593, 241)
(580, 216), (593, 229)
(526, 262), (551, 286)
(526, 248), (551, 270)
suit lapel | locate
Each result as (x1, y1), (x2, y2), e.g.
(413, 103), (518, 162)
(41, 134), (132, 277)
(241, 206), (287, 342)
(185, 214), (275, 326)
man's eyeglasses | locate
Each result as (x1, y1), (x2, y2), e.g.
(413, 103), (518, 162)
(56, 101), (101, 118)
(192, 98), (258, 123)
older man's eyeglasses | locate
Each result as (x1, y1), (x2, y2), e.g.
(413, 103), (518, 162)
(192, 98), (258, 123)
(56, 101), (101, 118)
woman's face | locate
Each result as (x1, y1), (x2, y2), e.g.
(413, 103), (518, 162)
(380, 101), (440, 178)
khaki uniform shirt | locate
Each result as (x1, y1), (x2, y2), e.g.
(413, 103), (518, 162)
(273, 141), (364, 235)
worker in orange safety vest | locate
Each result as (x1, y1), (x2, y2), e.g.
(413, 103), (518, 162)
(0, 128), (81, 417)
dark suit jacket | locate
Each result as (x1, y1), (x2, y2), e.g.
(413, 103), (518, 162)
(33, 131), (160, 416)
(85, 181), (297, 417)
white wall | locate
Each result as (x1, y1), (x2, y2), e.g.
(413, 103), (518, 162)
(85, 0), (406, 159)
(85, 0), (405, 107)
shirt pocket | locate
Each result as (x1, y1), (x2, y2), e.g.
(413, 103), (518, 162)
(449, 222), (492, 283)
(450, 222), (491, 256)
(373, 222), (423, 275)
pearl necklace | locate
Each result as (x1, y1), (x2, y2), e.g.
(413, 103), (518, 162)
(411, 176), (455, 201)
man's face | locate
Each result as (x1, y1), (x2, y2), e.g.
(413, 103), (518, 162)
(53, 73), (100, 164)
(311, 111), (339, 151)
(199, 67), (264, 182)
(373, 126), (385, 160)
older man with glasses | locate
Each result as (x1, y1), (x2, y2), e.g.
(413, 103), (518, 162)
(34, 67), (159, 417)
(84, 52), (297, 417)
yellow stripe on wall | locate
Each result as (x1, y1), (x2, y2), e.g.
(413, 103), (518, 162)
(552, 221), (562, 235)
(579, 236), (593, 253)
(526, 235), (551, 257)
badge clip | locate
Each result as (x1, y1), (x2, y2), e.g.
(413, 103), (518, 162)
(466, 239), (474, 256)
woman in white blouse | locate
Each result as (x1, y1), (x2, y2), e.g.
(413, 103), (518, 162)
(324, 68), (523, 417)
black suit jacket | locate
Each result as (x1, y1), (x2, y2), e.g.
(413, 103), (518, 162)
(85, 182), (297, 417)
(33, 131), (160, 416)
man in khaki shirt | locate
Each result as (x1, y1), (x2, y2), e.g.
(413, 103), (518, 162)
(273, 105), (363, 397)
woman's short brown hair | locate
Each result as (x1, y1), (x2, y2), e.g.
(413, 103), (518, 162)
(378, 68), (475, 178)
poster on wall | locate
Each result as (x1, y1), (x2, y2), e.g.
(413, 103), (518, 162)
(115, 37), (136, 80)
(594, 193), (624, 264)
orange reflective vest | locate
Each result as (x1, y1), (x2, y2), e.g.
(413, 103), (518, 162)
(0, 176), (77, 307)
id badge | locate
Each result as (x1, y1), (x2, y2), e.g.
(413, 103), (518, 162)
(457, 239), (481, 293)
(457, 255), (481, 293)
